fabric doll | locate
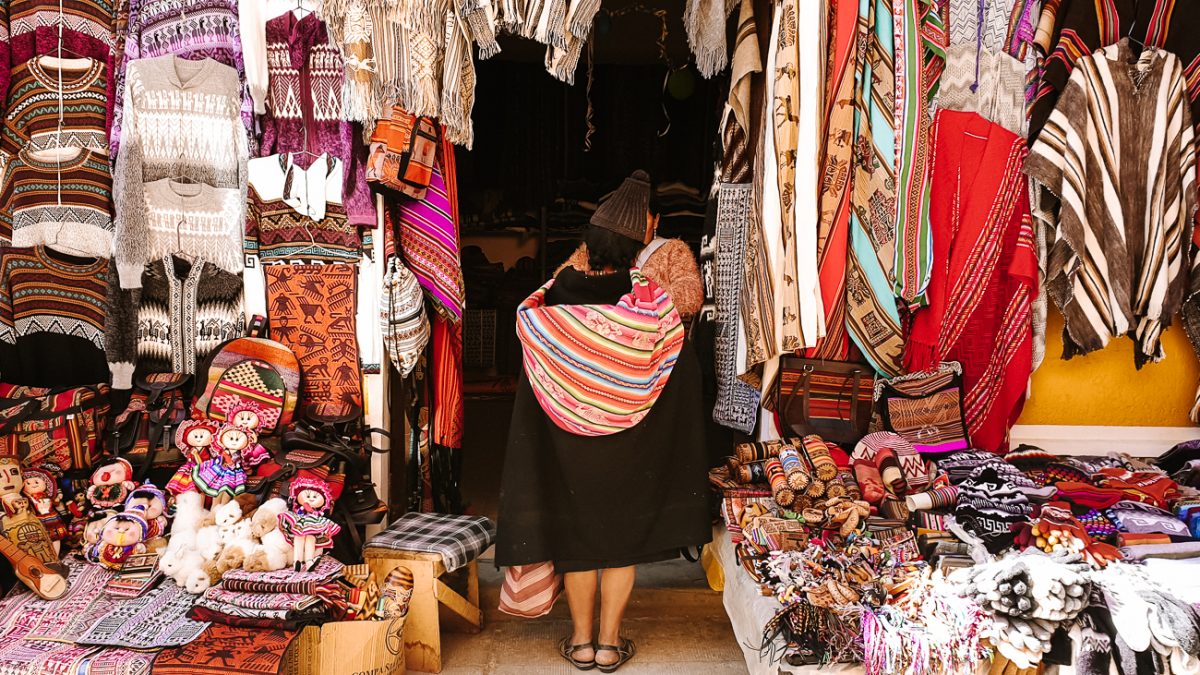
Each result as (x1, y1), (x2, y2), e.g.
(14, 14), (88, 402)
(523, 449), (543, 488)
(167, 419), (218, 496)
(193, 424), (258, 505)
(227, 404), (271, 467)
(125, 482), (170, 550)
(278, 477), (341, 570)
(85, 458), (137, 510)
(21, 467), (67, 554)
(0, 457), (63, 568)
(82, 508), (118, 558)
(89, 511), (148, 570)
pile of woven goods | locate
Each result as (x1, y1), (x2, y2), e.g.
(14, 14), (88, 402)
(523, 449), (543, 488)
(712, 425), (1200, 673)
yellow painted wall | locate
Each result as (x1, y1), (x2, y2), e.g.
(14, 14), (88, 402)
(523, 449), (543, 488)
(1019, 310), (1200, 426)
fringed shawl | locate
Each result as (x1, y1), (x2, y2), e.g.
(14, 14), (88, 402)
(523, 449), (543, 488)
(516, 269), (685, 437)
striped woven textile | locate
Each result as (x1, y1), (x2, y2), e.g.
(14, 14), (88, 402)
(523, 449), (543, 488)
(396, 135), (465, 321)
(498, 562), (561, 618)
(516, 269), (684, 437)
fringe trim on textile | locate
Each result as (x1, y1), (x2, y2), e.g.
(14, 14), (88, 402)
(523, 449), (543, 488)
(461, 0), (501, 58)
(684, 0), (738, 78)
(342, 67), (380, 123)
(545, 38), (585, 84)
(567, 0), (601, 39)
(535, 0), (568, 50)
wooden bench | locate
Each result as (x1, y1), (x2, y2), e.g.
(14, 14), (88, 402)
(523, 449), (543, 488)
(364, 548), (482, 673)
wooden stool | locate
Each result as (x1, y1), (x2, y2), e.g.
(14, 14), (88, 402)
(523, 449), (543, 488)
(364, 548), (482, 674)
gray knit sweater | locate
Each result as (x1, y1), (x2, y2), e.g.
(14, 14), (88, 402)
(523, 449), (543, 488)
(113, 55), (248, 289)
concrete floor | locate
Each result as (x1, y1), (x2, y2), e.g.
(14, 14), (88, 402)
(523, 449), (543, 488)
(427, 557), (749, 674)
(431, 397), (750, 674)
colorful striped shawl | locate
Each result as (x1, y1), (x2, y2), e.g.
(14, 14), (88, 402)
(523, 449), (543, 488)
(397, 135), (465, 322)
(516, 269), (685, 437)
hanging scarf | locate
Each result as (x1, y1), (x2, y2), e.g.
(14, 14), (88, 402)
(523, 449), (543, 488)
(714, 180), (761, 434)
(765, 0), (806, 355)
(397, 136), (466, 321)
(892, 0), (945, 308)
(907, 110), (1035, 453)
(808, 0), (859, 360)
(684, 0), (739, 78)
(516, 269), (684, 436)
(846, 0), (905, 376)
(725, 0), (761, 135)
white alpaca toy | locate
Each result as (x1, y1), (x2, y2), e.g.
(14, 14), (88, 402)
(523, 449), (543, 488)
(243, 498), (293, 572)
(158, 491), (213, 592)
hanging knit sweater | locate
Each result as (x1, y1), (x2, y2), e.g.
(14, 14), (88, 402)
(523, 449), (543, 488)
(114, 54), (247, 287)
(115, 178), (242, 288)
(246, 153), (365, 263)
(106, 255), (244, 388)
(246, 11), (374, 228)
(110, 0), (249, 157)
(0, 147), (113, 258)
(2, 56), (110, 158)
(0, 0), (117, 120)
(0, 246), (114, 387)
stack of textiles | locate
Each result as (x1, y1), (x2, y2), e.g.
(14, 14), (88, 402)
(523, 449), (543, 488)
(189, 555), (344, 630)
(711, 424), (1200, 671)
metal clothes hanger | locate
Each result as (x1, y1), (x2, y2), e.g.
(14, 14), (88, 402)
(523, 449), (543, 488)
(1126, 1), (1147, 64)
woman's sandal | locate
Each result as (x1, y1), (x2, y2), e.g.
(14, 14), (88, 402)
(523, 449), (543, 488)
(595, 638), (636, 673)
(558, 637), (597, 671)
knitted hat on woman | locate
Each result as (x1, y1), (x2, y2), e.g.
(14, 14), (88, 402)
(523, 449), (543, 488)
(591, 170), (652, 243)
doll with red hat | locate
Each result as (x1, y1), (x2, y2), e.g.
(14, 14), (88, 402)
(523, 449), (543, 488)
(167, 419), (219, 496)
(21, 467), (67, 554)
(278, 477), (341, 570)
(86, 458), (137, 510)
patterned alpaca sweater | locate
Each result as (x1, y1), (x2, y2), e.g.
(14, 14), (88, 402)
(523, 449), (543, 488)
(110, 0), (249, 157)
(246, 153), (366, 263)
(250, 12), (373, 227)
(2, 56), (109, 158)
(114, 54), (247, 287)
(0, 147), (113, 258)
(106, 255), (244, 388)
(0, 246), (114, 387)
(0, 0), (117, 121)
(115, 178), (242, 289)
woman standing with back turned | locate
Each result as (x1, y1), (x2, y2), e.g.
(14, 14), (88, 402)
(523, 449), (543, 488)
(496, 170), (711, 672)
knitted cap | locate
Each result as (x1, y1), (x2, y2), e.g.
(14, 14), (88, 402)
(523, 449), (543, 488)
(590, 170), (652, 243)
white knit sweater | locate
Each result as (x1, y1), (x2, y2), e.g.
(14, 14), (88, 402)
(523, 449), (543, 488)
(115, 179), (243, 285)
(113, 55), (248, 288)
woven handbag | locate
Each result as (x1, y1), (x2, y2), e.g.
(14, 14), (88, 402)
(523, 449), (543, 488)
(380, 256), (430, 377)
(0, 383), (109, 472)
(777, 357), (874, 446)
(875, 362), (970, 454)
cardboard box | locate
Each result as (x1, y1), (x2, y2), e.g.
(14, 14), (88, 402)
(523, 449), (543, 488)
(283, 617), (406, 675)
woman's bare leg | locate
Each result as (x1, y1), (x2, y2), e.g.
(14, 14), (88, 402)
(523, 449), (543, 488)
(563, 570), (599, 661)
(597, 566), (636, 666)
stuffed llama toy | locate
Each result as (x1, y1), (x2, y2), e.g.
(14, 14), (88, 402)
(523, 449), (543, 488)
(196, 494), (258, 587)
(158, 491), (213, 592)
(243, 498), (293, 572)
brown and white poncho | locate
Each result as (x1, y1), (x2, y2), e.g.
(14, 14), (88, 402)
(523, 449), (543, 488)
(1026, 39), (1196, 367)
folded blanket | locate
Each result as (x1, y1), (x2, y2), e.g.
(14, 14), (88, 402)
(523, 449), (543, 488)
(187, 605), (327, 631)
(1121, 541), (1200, 560)
(203, 587), (323, 613)
(194, 596), (327, 623)
(219, 555), (344, 594)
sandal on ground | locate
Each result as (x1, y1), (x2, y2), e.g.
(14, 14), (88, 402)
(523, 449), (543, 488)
(595, 638), (636, 673)
(559, 637), (596, 671)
